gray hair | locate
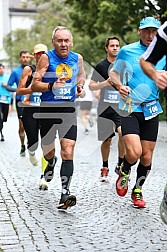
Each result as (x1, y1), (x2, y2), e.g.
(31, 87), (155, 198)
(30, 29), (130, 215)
(52, 26), (73, 40)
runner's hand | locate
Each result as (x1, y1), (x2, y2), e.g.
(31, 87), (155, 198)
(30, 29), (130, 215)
(76, 85), (85, 98)
(53, 78), (66, 89)
(119, 85), (131, 99)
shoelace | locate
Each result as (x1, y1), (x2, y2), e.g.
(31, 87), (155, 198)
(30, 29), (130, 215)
(134, 192), (142, 200)
(121, 173), (129, 188)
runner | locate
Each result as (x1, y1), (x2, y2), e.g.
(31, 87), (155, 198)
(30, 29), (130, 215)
(140, 21), (167, 222)
(31, 26), (86, 209)
(16, 44), (49, 190)
(89, 36), (125, 182)
(0, 64), (10, 141)
(109, 17), (166, 208)
(5, 50), (31, 156)
(78, 76), (94, 135)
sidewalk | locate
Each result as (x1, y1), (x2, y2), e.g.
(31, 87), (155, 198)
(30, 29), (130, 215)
(158, 120), (167, 141)
(0, 112), (167, 252)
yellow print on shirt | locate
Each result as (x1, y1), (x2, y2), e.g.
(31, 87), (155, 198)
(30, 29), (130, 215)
(56, 64), (73, 81)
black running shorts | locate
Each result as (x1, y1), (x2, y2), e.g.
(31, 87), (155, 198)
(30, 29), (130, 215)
(0, 103), (9, 122)
(121, 112), (159, 142)
(80, 101), (92, 111)
(39, 103), (77, 145)
(97, 104), (121, 141)
(15, 99), (24, 119)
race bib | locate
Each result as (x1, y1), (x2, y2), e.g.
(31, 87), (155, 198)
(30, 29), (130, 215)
(0, 95), (10, 104)
(53, 82), (73, 100)
(29, 92), (42, 106)
(142, 100), (163, 120)
(103, 90), (120, 104)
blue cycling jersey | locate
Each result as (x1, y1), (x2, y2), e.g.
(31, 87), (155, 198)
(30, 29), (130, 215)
(7, 65), (25, 101)
(41, 49), (79, 102)
(113, 40), (166, 112)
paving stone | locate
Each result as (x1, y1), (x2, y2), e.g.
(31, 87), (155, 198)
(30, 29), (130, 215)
(0, 113), (167, 251)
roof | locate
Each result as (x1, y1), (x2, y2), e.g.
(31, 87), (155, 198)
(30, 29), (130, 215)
(9, 0), (36, 10)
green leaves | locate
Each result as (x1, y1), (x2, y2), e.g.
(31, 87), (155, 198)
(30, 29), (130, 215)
(3, 0), (167, 66)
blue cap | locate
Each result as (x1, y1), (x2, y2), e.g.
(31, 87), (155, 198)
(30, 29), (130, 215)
(139, 17), (160, 29)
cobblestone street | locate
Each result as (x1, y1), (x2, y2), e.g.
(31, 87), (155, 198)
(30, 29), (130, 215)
(0, 112), (167, 252)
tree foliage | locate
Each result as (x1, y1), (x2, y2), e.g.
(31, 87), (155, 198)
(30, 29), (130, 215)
(63, 0), (167, 63)
(3, 0), (167, 118)
(65, 0), (167, 41)
(3, 0), (72, 67)
(3, 0), (167, 65)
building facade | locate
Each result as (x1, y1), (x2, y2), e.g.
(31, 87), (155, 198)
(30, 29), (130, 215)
(0, 0), (37, 66)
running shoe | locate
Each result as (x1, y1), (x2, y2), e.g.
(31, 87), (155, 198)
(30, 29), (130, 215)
(39, 175), (48, 191)
(115, 164), (121, 175)
(100, 167), (109, 182)
(57, 193), (76, 210)
(1, 133), (4, 141)
(85, 129), (89, 135)
(88, 118), (94, 127)
(29, 151), (38, 166)
(20, 145), (26, 156)
(131, 188), (146, 208)
(116, 170), (130, 197)
(160, 183), (167, 224)
(44, 156), (57, 182)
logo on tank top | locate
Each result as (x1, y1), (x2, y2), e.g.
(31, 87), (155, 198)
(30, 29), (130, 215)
(56, 64), (73, 81)
(134, 56), (140, 63)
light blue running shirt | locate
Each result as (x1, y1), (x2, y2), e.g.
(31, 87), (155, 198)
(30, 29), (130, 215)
(0, 74), (11, 104)
(113, 41), (166, 112)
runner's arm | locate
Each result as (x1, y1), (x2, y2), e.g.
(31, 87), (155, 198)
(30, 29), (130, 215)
(76, 54), (86, 97)
(109, 68), (130, 98)
(17, 66), (33, 95)
(140, 58), (167, 90)
(31, 54), (50, 92)
(89, 78), (111, 91)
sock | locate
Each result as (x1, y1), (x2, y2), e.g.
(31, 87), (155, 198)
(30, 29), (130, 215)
(60, 160), (74, 194)
(45, 156), (55, 167)
(118, 157), (124, 166)
(133, 162), (151, 191)
(103, 161), (108, 168)
(122, 157), (132, 174)
(28, 150), (35, 156)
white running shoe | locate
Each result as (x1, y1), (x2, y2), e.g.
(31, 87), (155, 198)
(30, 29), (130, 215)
(39, 176), (48, 190)
(29, 151), (38, 166)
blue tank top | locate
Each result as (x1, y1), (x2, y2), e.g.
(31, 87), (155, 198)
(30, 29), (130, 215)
(113, 41), (166, 112)
(42, 49), (79, 102)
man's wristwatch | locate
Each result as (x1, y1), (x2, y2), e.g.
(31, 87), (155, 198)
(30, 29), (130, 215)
(48, 82), (54, 91)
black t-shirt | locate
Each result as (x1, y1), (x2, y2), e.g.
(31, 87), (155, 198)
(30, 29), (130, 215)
(91, 58), (118, 105)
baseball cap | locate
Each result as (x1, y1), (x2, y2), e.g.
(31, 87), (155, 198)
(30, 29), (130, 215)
(0, 63), (5, 67)
(33, 44), (48, 54)
(139, 17), (160, 29)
